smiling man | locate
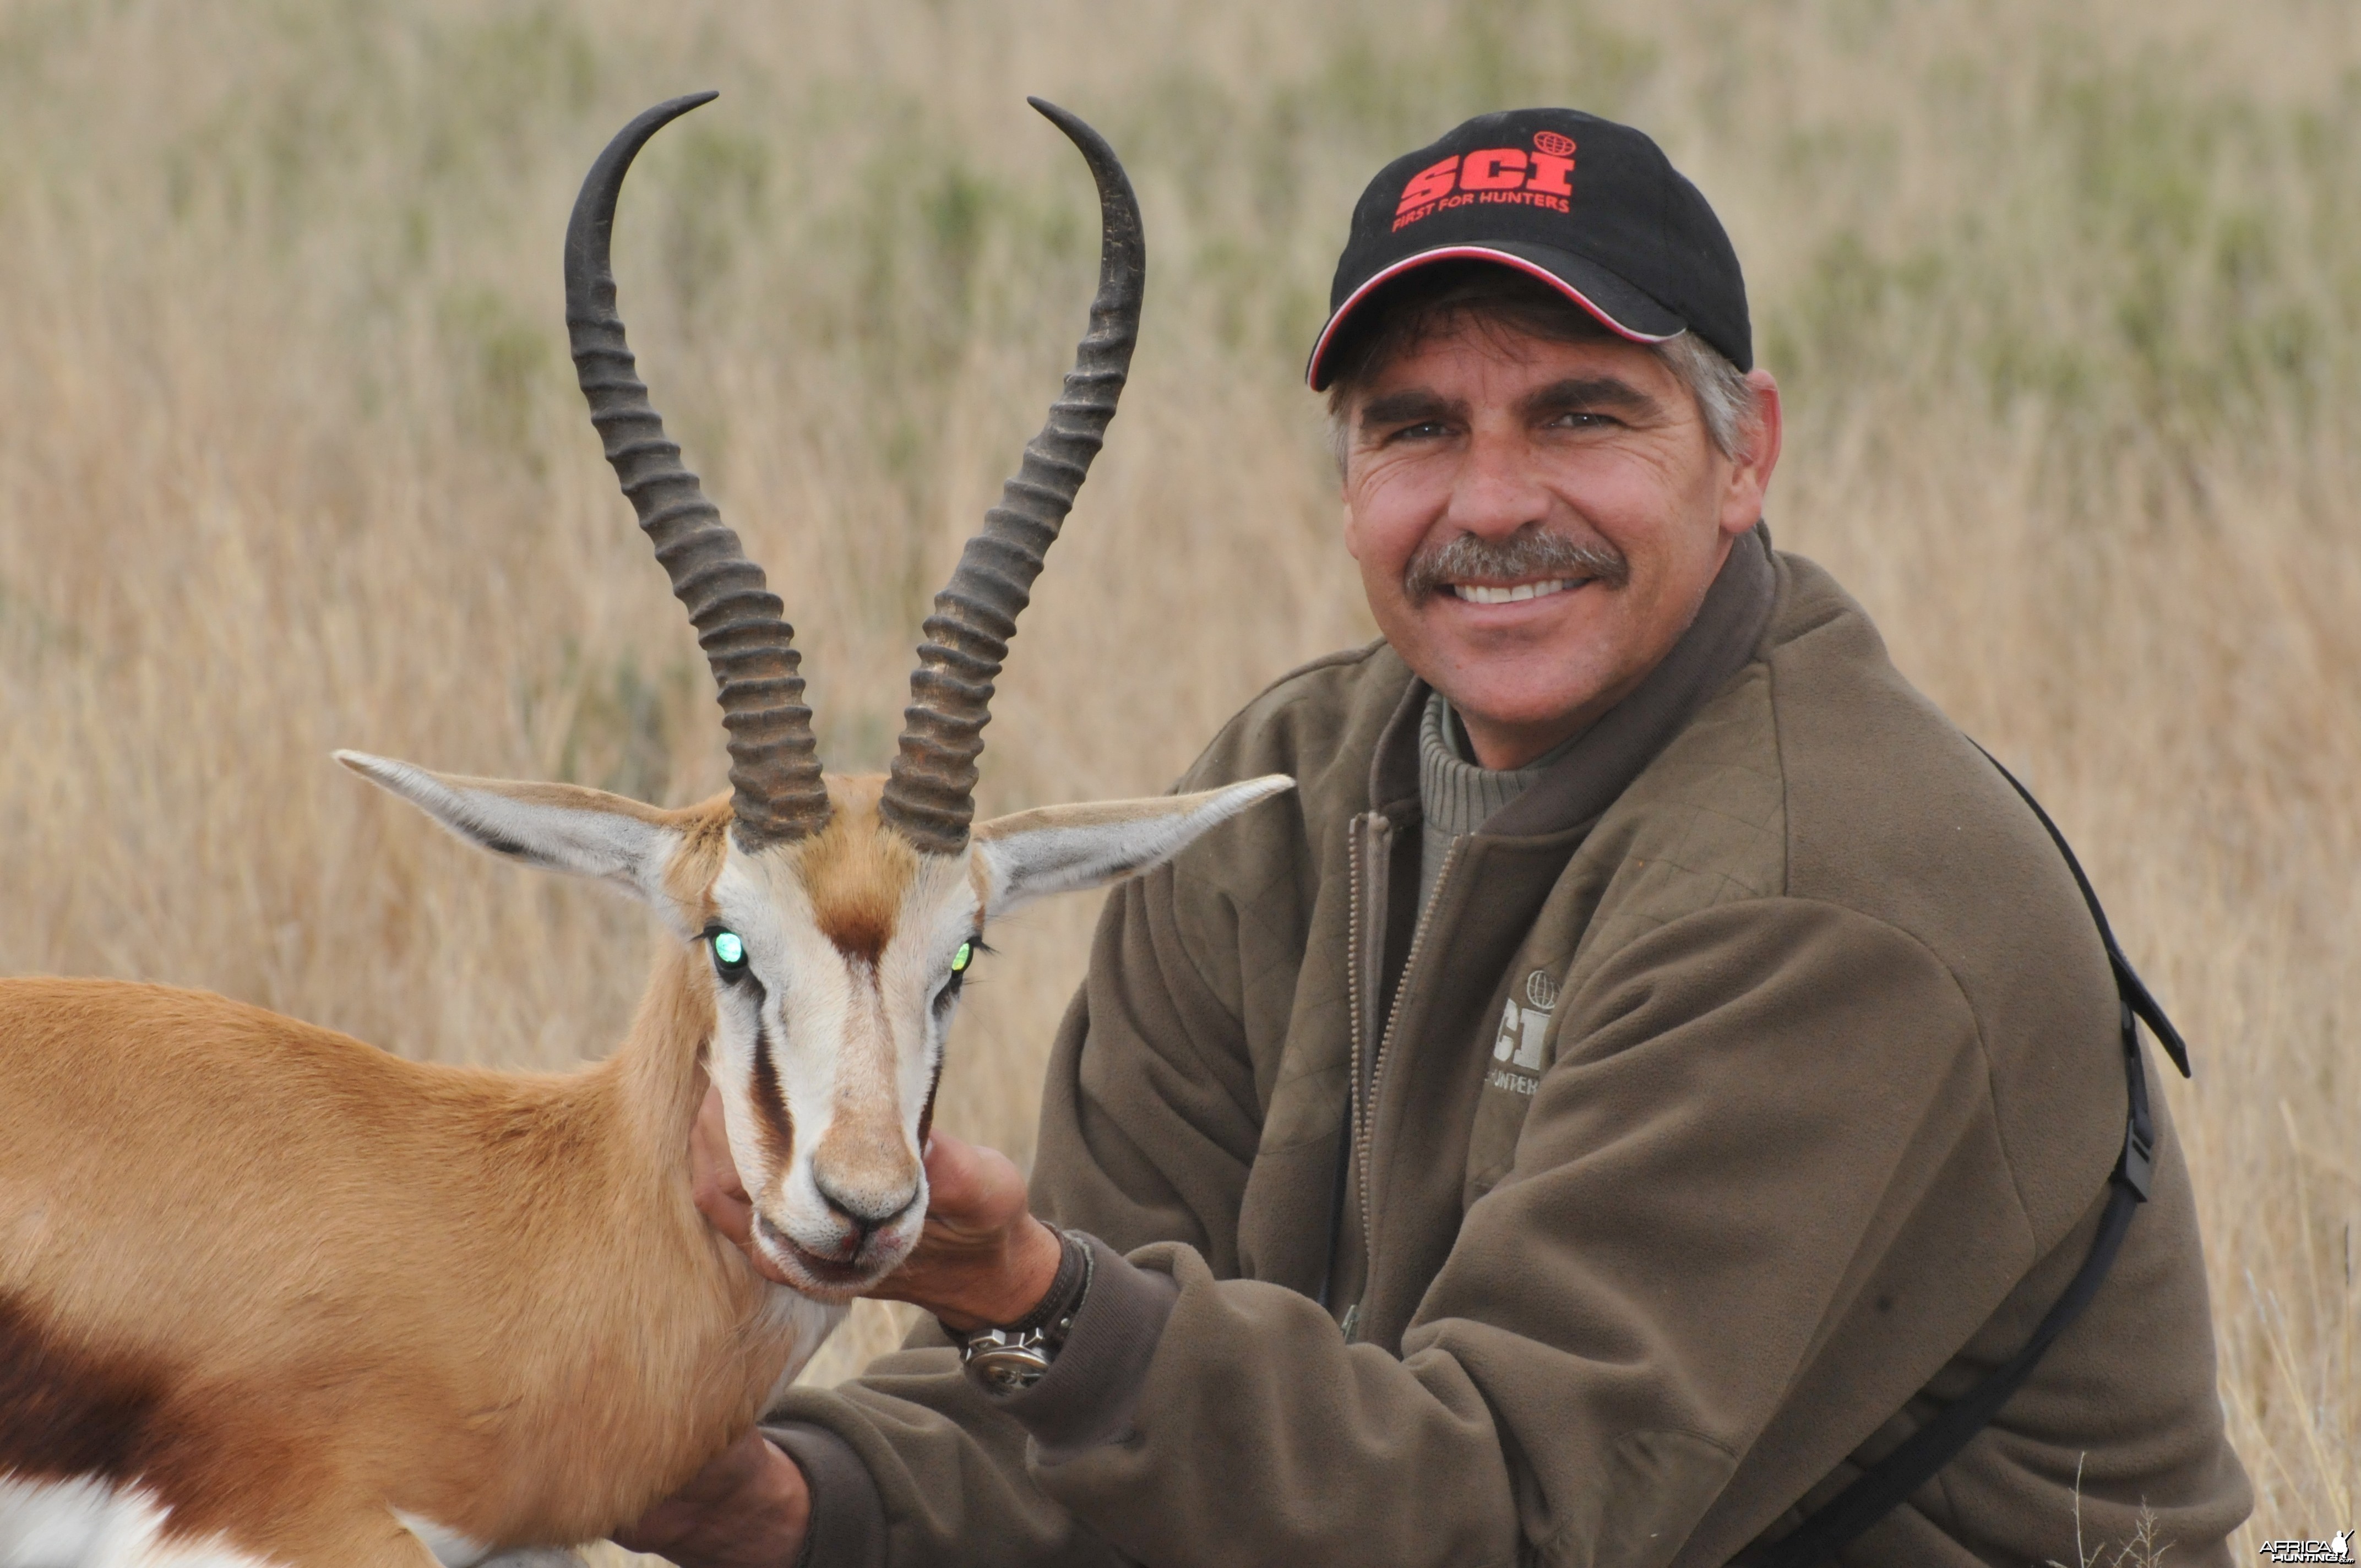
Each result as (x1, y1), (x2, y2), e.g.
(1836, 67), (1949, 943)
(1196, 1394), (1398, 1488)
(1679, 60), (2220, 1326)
(1332, 267), (1771, 773)
(623, 108), (2249, 1567)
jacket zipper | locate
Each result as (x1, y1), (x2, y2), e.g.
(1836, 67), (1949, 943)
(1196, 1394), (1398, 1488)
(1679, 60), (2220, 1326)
(1351, 829), (1462, 1305)
(1344, 813), (1381, 1202)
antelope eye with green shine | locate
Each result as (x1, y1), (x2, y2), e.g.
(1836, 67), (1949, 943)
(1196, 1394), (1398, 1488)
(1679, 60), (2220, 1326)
(709, 928), (748, 981)
(951, 941), (974, 974)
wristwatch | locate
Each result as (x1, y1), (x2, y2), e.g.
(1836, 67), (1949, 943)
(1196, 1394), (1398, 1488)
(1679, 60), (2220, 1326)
(956, 1229), (1094, 1393)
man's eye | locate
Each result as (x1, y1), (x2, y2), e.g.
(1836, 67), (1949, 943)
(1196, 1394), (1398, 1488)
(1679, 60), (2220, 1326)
(707, 927), (749, 983)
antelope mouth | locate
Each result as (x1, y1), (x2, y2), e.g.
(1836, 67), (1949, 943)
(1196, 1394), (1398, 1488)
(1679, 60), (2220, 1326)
(754, 1213), (907, 1297)
(786, 1246), (874, 1291)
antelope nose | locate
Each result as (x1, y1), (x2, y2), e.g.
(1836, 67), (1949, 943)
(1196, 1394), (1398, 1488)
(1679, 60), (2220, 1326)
(813, 1172), (919, 1239)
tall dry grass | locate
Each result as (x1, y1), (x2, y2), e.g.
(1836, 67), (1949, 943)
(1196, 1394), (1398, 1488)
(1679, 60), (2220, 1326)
(0, 0), (2352, 1558)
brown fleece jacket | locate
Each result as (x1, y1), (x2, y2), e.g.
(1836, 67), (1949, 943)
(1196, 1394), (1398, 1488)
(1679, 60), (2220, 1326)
(766, 532), (2249, 1566)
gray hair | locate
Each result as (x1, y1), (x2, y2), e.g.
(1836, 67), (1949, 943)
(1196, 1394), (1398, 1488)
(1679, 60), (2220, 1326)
(1653, 330), (1754, 458)
(1319, 263), (1757, 475)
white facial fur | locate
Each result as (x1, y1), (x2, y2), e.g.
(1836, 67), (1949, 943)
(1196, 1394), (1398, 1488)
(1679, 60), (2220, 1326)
(697, 850), (965, 1297)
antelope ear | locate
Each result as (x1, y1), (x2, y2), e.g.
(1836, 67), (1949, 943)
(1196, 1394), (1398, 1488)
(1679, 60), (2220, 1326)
(972, 775), (1294, 917)
(336, 751), (683, 908)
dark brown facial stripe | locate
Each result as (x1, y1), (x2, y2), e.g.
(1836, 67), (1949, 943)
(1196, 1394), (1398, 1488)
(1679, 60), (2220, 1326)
(916, 1047), (947, 1151)
(0, 1289), (162, 1479)
(749, 1017), (795, 1167)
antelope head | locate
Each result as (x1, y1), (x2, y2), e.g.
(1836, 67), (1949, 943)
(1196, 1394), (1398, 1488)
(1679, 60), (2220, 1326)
(336, 95), (1290, 1298)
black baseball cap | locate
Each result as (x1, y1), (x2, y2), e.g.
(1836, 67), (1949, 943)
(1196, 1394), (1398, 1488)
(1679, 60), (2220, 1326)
(1305, 108), (1750, 389)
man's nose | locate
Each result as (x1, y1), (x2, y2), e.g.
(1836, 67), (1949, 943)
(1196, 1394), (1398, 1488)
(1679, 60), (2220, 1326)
(1445, 428), (1549, 539)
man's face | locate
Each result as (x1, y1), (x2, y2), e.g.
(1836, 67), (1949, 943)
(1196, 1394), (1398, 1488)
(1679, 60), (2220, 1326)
(1339, 313), (1781, 769)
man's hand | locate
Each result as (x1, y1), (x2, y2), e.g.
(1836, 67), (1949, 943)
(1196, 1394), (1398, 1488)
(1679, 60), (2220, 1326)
(687, 1082), (1064, 1330)
(866, 1124), (1065, 1332)
(610, 1430), (809, 1568)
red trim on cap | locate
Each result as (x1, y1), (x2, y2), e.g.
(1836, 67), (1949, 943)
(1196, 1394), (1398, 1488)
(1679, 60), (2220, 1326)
(1304, 246), (1678, 390)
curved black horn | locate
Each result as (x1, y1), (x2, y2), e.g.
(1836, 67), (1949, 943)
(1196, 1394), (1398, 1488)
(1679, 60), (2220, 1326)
(564, 92), (830, 848)
(875, 99), (1145, 856)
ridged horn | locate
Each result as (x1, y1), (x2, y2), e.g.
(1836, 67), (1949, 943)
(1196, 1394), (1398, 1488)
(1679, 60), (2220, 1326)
(876, 99), (1145, 856)
(564, 92), (829, 848)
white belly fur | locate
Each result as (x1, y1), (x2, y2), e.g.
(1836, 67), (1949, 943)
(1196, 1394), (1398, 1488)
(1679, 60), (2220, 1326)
(0, 1479), (274, 1568)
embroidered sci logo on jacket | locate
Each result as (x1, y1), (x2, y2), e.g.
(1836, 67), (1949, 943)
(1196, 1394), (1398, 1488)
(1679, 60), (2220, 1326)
(1489, 968), (1559, 1093)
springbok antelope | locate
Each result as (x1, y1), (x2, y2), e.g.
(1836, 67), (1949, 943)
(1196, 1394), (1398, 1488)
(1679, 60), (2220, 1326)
(0, 93), (1290, 1567)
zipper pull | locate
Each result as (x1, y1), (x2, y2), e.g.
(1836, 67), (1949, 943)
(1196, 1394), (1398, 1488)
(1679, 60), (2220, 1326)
(1340, 1302), (1361, 1343)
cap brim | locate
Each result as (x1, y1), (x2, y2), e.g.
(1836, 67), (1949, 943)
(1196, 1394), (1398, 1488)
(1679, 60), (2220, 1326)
(1304, 243), (1686, 391)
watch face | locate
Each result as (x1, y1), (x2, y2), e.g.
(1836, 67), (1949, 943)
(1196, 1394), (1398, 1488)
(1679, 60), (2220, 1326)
(967, 1342), (1054, 1392)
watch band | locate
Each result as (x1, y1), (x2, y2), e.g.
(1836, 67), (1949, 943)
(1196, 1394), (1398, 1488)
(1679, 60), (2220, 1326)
(956, 1229), (1094, 1393)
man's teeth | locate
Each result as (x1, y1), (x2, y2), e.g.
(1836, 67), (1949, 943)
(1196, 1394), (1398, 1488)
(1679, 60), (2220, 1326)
(1451, 579), (1574, 605)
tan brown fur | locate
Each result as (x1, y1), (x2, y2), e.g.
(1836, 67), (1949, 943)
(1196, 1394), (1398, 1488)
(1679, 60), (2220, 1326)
(660, 795), (738, 921)
(0, 810), (814, 1564)
(792, 775), (920, 965)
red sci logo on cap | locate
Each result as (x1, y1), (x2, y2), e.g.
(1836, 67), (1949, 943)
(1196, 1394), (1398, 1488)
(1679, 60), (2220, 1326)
(1392, 134), (1577, 231)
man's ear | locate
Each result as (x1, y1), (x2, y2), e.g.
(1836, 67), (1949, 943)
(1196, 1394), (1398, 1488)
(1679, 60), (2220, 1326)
(1720, 367), (1784, 537)
(336, 751), (683, 908)
(972, 776), (1294, 917)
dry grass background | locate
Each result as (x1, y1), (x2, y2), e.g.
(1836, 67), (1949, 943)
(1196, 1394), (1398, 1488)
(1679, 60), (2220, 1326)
(0, 0), (2353, 1558)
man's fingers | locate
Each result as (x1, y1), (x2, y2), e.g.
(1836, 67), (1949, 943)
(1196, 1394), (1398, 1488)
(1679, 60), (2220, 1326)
(920, 1128), (982, 1209)
(921, 1129), (1030, 1235)
(870, 1128), (1066, 1327)
(690, 1082), (757, 1248)
(612, 1432), (810, 1568)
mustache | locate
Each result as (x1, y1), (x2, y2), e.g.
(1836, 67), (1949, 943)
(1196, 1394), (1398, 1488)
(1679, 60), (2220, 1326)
(1403, 527), (1631, 602)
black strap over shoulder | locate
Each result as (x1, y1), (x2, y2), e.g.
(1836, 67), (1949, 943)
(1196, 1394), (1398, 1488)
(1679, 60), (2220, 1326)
(1738, 749), (2193, 1568)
